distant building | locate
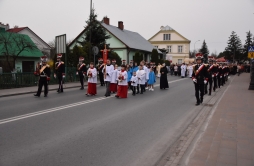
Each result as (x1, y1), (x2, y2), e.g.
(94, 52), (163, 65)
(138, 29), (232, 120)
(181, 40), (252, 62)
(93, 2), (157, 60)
(148, 25), (191, 64)
(0, 26), (43, 72)
(69, 17), (160, 63)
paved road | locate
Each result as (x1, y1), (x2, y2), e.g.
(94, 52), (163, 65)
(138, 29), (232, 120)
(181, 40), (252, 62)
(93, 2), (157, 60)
(0, 76), (202, 166)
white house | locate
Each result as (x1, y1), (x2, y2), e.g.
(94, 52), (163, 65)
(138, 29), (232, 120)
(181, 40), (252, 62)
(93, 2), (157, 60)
(69, 17), (160, 63)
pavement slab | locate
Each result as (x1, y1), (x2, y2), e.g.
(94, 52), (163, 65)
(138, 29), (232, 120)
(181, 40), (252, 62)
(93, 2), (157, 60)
(185, 73), (254, 166)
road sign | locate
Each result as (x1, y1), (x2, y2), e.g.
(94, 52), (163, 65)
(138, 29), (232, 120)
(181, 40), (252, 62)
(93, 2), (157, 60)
(248, 46), (254, 52)
(92, 46), (99, 55)
(248, 52), (254, 58)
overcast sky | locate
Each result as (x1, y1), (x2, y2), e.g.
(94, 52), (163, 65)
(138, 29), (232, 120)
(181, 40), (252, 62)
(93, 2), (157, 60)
(1, 0), (253, 54)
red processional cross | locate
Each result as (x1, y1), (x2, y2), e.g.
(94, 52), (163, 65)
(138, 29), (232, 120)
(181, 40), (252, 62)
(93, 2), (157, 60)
(100, 45), (110, 64)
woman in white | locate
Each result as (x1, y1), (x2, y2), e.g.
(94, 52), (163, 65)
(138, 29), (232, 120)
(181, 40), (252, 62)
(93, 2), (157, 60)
(86, 62), (97, 96)
(187, 64), (193, 78)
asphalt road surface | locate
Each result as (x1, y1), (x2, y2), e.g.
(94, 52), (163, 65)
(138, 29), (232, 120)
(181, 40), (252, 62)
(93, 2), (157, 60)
(0, 76), (202, 166)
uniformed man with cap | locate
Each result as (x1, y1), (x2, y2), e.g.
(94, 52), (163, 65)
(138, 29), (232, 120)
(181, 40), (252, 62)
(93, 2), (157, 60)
(55, 54), (65, 93)
(97, 58), (105, 86)
(34, 56), (51, 97)
(77, 57), (87, 90)
(192, 53), (208, 106)
(205, 56), (216, 95)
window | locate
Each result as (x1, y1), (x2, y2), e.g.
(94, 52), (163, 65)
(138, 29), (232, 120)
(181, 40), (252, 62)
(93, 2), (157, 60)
(178, 59), (182, 64)
(167, 46), (172, 53)
(163, 34), (171, 41)
(178, 46), (183, 53)
(22, 61), (34, 72)
(154, 46), (158, 49)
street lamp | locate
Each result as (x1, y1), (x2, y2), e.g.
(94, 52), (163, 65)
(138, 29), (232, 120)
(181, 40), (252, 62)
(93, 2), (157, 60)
(194, 40), (200, 62)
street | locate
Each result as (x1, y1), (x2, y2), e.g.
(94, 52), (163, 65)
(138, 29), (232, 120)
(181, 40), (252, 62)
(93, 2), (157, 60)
(1, 76), (207, 166)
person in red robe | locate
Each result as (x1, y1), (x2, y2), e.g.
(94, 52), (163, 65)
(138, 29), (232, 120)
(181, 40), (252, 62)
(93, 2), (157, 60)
(110, 64), (118, 93)
(86, 62), (97, 96)
(115, 65), (128, 99)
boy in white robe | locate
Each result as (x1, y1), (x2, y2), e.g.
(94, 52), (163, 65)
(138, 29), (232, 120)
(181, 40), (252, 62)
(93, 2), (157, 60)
(130, 71), (138, 96)
(136, 65), (146, 94)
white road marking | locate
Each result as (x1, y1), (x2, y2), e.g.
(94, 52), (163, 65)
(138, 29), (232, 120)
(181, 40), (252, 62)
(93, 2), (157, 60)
(0, 78), (187, 125)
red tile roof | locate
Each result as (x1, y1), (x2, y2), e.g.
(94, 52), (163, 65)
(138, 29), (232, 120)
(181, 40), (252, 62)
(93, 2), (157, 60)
(7, 27), (27, 33)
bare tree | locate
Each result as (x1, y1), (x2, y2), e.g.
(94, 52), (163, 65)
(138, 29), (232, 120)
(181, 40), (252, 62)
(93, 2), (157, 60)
(0, 32), (37, 72)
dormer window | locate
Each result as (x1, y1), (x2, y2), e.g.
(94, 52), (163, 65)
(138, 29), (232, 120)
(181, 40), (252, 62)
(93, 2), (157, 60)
(163, 34), (171, 41)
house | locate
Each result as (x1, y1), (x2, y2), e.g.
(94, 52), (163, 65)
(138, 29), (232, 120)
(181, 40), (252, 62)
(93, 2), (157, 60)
(148, 25), (191, 64)
(69, 17), (160, 63)
(7, 27), (51, 57)
(0, 26), (43, 72)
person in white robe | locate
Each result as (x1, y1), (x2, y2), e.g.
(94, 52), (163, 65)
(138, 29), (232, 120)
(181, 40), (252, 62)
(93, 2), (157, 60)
(181, 63), (187, 78)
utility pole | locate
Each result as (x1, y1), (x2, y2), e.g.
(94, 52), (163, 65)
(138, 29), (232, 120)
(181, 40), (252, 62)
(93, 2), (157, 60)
(89, 0), (92, 63)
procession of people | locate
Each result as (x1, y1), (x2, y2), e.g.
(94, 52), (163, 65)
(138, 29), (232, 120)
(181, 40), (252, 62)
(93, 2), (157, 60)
(33, 52), (232, 105)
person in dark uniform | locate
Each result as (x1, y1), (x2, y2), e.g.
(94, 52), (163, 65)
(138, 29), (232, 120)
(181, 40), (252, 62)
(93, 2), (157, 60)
(206, 57), (215, 95)
(221, 64), (226, 86)
(212, 61), (218, 92)
(217, 64), (223, 88)
(34, 56), (51, 97)
(55, 54), (65, 93)
(192, 53), (208, 106)
(77, 57), (87, 90)
(97, 58), (105, 86)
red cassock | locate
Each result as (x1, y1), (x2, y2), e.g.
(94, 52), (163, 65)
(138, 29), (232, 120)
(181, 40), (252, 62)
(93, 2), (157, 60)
(117, 85), (128, 98)
(110, 83), (118, 92)
(87, 83), (97, 95)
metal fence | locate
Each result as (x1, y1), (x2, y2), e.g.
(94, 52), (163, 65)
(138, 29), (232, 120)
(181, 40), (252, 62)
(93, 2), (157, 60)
(0, 67), (81, 89)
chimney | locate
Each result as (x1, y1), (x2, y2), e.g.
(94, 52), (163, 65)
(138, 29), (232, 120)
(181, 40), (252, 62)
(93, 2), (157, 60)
(103, 17), (110, 25)
(118, 21), (124, 30)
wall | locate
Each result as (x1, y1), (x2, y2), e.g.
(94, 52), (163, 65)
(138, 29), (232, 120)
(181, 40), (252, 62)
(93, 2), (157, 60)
(15, 57), (40, 72)
(150, 31), (186, 42)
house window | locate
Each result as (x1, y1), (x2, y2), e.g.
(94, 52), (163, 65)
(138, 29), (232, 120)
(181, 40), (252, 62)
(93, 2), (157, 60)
(167, 46), (172, 53)
(178, 46), (183, 53)
(163, 34), (171, 41)
(178, 59), (182, 64)
(22, 61), (34, 72)
(154, 46), (158, 49)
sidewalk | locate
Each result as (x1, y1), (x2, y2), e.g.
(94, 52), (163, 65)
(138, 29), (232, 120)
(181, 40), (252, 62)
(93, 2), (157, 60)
(187, 73), (254, 166)
(0, 82), (83, 98)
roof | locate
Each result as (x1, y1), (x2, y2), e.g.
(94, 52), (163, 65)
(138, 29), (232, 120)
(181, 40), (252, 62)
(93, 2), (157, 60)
(101, 23), (158, 53)
(7, 27), (51, 48)
(7, 27), (26, 33)
(148, 25), (191, 42)
(69, 22), (160, 53)
(0, 31), (43, 58)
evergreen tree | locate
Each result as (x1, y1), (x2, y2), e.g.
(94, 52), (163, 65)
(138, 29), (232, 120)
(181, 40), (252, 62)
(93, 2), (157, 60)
(199, 40), (209, 63)
(133, 52), (143, 65)
(78, 10), (111, 62)
(225, 31), (243, 62)
(150, 49), (159, 64)
(243, 31), (253, 61)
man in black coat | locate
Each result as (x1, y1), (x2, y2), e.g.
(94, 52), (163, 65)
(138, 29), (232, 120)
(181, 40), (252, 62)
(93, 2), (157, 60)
(55, 54), (65, 93)
(77, 57), (87, 90)
(97, 58), (105, 86)
(34, 56), (51, 97)
(192, 53), (208, 106)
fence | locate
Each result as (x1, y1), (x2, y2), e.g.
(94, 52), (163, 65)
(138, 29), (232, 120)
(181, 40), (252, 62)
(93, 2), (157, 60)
(0, 67), (81, 89)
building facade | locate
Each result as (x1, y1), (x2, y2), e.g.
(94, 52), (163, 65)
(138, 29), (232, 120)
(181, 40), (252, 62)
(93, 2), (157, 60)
(149, 26), (191, 64)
